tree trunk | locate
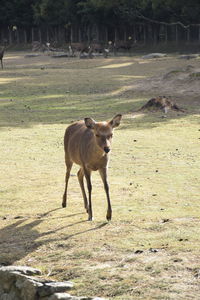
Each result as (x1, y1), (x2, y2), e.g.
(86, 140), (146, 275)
(54, 27), (57, 42)
(0, 28), (4, 43)
(105, 27), (108, 42)
(31, 28), (34, 42)
(8, 28), (12, 44)
(187, 28), (190, 43)
(70, 26), (73, 42)
(124, 30), (127, 42)
(16, 30), (20, 44)
(24, 30), (27, 44)
(199, 26), (200, 43)
(153, 25), (158, 44)
(96, 25), (99, 42)
(133, 24), (136, 42)
(47, 27), (49, 42)
(165, 25), (168, 44)
(39, 28), (42, 43)
(114, 28), (117, 42)
(143, 24), (146, 45)
(175, 25), (178, 43)
(78, 28), (81, 42)
(87, 26), (90, 42)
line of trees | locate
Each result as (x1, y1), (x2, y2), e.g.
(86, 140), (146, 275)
(0, 0), (200, 45)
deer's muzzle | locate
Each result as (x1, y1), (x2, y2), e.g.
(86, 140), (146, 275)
(104, 147), (110, 153)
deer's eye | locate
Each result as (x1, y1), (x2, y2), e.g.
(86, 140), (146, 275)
(96, 134), (100, 138)
(107, 134), (113, 139)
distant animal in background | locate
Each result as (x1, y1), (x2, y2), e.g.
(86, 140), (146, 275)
(62, 114), (122, 221)
(0, 46), (6, 69)
(69, 42), (91, 58)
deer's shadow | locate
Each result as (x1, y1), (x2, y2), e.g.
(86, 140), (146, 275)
(0, 208), (108, 265)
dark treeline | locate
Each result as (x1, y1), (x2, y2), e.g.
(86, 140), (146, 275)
(0, 0), (200, 46)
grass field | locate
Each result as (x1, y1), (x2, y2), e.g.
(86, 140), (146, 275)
(0, 51), (200, 299)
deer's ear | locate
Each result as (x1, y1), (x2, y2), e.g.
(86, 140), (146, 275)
(84, 118), (96, 129)
(109, 114), (122, 128)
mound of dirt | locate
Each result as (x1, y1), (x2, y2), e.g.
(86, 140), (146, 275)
(138, 96), (184, 113)
(134, 64), (200, 97)
(161, 65), (200, 96)
(162, 65), (200, 81)
(178, 54), (199, 59)
(163, 65), (195, 79)
(142, 53), (167, 59)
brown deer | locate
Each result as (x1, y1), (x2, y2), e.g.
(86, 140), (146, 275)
(90, 42), (112, 58)
(62, 114), (122, 221)
(113, 39), (136, 55)
(69, 42), (91, 57)
(0, 46), (6, 69)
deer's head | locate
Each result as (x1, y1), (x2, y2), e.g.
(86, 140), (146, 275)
(84, 114), (122, 153)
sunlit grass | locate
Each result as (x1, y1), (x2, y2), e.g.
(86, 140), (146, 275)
(98, 62), (134, 68)
(114, 75), (147, 81)
(0, 77), (23, 84)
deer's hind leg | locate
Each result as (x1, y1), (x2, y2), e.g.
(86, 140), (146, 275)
(83, 168), (92, 221)
(77, 168), (88, 212)
(62, 155), (73, 208)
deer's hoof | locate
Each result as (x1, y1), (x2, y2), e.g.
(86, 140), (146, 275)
(88, 215), (93, 221)
(106, 212), (112, 221)
(62, 202), (66, 208)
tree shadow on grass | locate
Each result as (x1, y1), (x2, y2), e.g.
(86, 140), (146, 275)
(1, 93), (198, 131)
(0, 208), (108, 265)
(120, 111), (188, 131)
(0, 94), (137, 128)
(1, 53), (199, 131)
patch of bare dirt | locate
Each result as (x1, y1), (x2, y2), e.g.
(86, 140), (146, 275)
(134, 64), (200, 97)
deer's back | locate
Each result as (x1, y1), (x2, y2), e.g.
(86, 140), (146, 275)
(64, 121), (93, 165)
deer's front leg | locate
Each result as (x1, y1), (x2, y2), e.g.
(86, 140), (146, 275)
(99, 168), (112, 221)
(62, 161), (73, 208)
